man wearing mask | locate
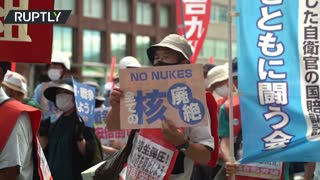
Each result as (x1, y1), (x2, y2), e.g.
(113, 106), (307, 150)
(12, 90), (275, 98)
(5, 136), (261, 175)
(107, 34), (214, 180)
(0, 62), (49, 179)
(32, 53), (71, 123)
(43, 78), (89, 180)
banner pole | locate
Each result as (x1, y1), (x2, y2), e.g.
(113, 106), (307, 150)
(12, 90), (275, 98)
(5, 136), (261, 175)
(179, 0), (187, 39)
(228, 0), (235, 179)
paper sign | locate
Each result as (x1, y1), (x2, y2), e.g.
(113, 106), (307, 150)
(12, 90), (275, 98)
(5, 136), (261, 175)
(236, 162), (283, 179)
(73, 79), (96, 127)
(125, 133), (176, 180)
(119, 64), (208, 129)
(94, 107), (130, 145)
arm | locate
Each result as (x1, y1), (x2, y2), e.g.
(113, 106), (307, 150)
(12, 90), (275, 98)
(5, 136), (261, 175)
(304, 162), (315, 180)
(31, 83), (42, 103)
(218, 105), (239, 174)
(183, 141), (211, 164)
(0, 167), (18, 180)
(0, 113), (33, 179)
(77, 138), (86, 156)
(101, 144), (118, 154)
(106, 88), (122, 131)
(220, 137), (232, 162)
(161, 119), (212, 164)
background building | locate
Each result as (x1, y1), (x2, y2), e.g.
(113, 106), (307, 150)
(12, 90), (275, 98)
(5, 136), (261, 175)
(198, 0), (237, 64)
(16, 0), (237, 95)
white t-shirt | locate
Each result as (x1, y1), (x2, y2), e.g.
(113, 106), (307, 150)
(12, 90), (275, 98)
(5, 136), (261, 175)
(0, 87), (34, 180)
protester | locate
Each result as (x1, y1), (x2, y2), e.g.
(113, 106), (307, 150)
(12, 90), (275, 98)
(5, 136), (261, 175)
(32, 52), (71, 122)
(203, 63), (216, 88)
(212, 61), (289, 180)
(43, 78), (95, 180)
(0, 62), (49, 179)
(107, 34), (214, 179)
(2, 70), (27, 102)
(191, 63), (220, 180)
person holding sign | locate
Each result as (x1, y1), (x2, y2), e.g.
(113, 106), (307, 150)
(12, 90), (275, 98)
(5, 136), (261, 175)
(107, 34), (215, 180)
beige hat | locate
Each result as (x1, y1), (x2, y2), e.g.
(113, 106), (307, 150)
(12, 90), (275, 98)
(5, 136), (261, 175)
(206, 64), (229, 89)
(3, 70), (27, 95)
(119, 56), (141, 69)
(147, 34), (193, 64)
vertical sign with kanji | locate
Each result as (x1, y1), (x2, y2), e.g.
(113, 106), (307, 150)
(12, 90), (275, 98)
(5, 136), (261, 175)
(238, 0), (320, 163)
(119, 64), (208, 129)
(73, 79), (96, 127)
(0, 0), (53, 63)
(176, 0), (211, 64)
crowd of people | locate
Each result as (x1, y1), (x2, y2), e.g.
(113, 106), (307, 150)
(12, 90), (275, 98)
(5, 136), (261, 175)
(0, 34), (315, 180)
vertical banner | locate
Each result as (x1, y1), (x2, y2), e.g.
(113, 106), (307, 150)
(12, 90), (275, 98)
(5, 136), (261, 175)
(237, 0), (320, 163)
(176, 0), (211, 64)
(72, 79), (96, 127)
(0, 0), (54, 63)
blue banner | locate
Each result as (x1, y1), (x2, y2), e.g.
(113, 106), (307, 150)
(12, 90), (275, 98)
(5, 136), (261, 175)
(237, 0), (320, 163)
(72, 78), (96, 127)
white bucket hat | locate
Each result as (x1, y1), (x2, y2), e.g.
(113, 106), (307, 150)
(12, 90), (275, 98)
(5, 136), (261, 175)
(119, 56), (141, 69)
(147, 34), (193, 64)
(51, 52), (71, 70)
(3, 70), (27, 96)
(206, 64), (229, 89)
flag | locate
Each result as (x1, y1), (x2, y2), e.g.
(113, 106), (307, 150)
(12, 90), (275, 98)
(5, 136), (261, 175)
(176, 0), (211, 64)
(238, 0), (320, 163)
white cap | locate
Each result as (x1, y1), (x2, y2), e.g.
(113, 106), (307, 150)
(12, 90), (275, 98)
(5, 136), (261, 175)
(51, 52), (71, 70)
(3, 70), (27, 96)
(119, 56), (141, 69)
(206, 63), (229, 89)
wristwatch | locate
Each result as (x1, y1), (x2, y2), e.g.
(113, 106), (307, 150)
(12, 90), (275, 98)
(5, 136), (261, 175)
(176, 138), (190, 152)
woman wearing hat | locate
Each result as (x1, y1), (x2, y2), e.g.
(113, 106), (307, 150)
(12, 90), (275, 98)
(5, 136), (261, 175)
(43, 79), (88, 180)
(32, 52), (71, 123)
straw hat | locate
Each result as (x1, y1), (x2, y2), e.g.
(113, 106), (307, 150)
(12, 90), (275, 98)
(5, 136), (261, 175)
(206, 64), (229, 89)
(147, 34), (193, 64)
(3, 70), (27, 95)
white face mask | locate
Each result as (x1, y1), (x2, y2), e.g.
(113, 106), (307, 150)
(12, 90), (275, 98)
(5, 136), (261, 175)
(48, 69), (63, 81)
(215, 85), (230, 97)
(56, 93), (74, 112)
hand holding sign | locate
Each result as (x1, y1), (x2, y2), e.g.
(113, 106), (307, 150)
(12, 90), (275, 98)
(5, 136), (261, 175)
(109, 88), (122, 108)
(161, 118), (185, 146)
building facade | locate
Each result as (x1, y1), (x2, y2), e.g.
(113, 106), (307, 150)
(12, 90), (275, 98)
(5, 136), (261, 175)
(198, 0), (237, 65)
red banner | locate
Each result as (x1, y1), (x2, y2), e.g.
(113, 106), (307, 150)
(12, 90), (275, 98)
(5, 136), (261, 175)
(176, 0), (211, 64)
(0, 0), (54, 63)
